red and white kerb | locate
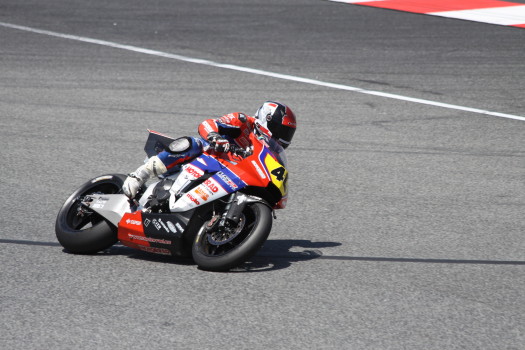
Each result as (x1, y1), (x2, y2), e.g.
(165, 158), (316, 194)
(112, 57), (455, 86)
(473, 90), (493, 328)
(330, 0), (525, 28)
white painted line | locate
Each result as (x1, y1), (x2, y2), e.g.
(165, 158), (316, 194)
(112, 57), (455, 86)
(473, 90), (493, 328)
(430, 5), (525, 26)
(1, 21), (524, 122)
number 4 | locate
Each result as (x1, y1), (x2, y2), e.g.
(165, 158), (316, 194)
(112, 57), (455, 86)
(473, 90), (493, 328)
(271, 167), (286, 181)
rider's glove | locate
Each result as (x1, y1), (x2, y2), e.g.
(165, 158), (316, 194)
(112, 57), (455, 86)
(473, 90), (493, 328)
(207, 132), (230, 153)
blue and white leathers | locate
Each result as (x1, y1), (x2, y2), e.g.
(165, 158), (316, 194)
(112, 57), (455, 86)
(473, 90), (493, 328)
(156, 137), (204, 172)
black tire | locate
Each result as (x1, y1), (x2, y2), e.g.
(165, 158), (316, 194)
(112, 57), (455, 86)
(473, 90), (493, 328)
(55, 174), (127, 254)
(192, 202), (272, 271)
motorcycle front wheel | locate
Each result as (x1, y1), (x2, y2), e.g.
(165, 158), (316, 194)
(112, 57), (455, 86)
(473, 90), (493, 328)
(55, 174), (127, 254)
(192, 202), (272, 272)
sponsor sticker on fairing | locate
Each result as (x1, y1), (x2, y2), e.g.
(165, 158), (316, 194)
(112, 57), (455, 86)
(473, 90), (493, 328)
(167, 221), (178, 233)
(152, 219), (162, 231)
(137, 246), (171, 255)
(195, 187), (209, 201)
(128, 234), (172, 245)
(184, 164), (203, 179)
(203, 178), (219, 193)
(217, 172), (238, 190)
(186, 193), (200, 205)
(125, 218), (142, 226)
(91, 197), (109, 209)
(251, 160), (267, 179)
(157, 218), (170, 232)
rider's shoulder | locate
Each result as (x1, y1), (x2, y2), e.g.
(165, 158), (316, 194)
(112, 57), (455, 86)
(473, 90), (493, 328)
(218, 112), (253, 124)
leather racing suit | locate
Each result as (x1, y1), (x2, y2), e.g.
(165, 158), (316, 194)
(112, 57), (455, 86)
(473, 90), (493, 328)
(122, 112), (259, 198)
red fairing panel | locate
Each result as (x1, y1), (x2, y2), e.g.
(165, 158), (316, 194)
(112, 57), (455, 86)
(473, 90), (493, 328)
(118, 211), (149, 249)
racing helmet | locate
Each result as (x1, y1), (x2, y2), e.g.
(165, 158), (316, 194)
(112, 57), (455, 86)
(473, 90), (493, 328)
(254, 101), (297, 149)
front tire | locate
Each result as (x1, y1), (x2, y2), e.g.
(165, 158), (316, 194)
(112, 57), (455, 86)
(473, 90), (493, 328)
(192, 202), (272, 271)
(55, 174), (127, 254)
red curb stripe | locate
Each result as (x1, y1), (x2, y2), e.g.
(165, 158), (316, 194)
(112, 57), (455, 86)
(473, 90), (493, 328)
(333, 0), (525, 28)
(356, 0), (520, 13)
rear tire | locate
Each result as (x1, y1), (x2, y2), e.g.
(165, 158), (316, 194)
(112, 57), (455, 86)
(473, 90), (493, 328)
(55, 174), (127, 254)
(192, 202), (272, 271)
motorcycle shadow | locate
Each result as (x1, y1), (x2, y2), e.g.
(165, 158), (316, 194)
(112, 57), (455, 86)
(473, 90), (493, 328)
(100, 239), (341, 272)
(231, 239), (342, 272)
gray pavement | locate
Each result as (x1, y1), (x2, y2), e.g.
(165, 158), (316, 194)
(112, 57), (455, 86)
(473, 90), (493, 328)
(0, 0), (523, 349)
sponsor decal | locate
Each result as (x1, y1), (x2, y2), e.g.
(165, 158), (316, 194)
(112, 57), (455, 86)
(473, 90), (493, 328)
(185, 165), (203, 178)
(152, 219), (162, 231)
(167, 153), (187, 160)
(195, 187), (209, 201)
(167, 221), (178, 233)
(128, 234), (172, 245)
(144, 218), (151, 227)
(175, 222), (184, 233)
(157, 218), (170, 233)
(251, 160), (267, 179)
(137, 246), (171, 255)
(125, 218), (142, 226)
(200, 184), (215, 197)
(217, 172), (238, 190)
(91, 197), (108, 209)
(186, 193), (200, 205)
(284, 117), (296, 127)
(203, 179), (219, 193)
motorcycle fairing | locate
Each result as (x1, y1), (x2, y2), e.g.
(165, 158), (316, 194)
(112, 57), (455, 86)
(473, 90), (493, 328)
(84, 194), (132, 227)
(169, 162), (248, 212)
(262, 151), (288, 197)
(118, 210), (194, 256)
(168, 133), (289, 212)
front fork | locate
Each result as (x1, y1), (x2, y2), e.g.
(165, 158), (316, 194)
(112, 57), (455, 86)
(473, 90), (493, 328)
(219, 192), (248, 229)
(207, 192), (274, 233)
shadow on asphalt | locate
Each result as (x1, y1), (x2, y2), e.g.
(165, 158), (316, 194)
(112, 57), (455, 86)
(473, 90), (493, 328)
(2, 239), (524, 273)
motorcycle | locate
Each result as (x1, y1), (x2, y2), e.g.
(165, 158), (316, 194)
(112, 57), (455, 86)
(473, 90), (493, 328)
(55, 127), (289, 271)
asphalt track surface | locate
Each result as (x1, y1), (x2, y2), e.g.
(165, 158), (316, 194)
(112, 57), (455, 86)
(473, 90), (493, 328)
(0, 1), (524, 349)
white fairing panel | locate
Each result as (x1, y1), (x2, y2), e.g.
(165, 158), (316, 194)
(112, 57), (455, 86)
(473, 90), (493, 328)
(169, 177), (229, 212)
(87, 194), (131, 227)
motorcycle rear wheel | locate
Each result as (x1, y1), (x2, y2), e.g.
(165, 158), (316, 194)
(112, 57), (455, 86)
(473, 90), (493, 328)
(192, 202), (272, 272)
(55, 174), (127, 254)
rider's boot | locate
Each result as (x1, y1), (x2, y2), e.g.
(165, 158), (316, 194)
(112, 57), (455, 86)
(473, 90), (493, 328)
(122, 156), (167, 198)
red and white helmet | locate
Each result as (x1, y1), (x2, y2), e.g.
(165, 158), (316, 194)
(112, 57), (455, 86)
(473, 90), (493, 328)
(254, 101), (297, 149)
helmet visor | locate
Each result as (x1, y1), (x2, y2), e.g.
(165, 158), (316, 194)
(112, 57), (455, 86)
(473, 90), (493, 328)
(274, 124), (295, 149)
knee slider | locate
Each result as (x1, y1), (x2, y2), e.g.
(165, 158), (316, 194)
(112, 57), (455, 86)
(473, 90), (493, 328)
(162, 136), (203, 166)
(168, 137), (192, 154)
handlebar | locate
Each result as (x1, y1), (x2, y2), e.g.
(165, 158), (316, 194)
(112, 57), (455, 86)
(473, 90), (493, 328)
(207, 136), (253, 158)
(228, 144), (251, 158)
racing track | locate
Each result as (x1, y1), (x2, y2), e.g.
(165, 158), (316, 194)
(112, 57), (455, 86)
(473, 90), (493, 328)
(1, 0), (524, 349)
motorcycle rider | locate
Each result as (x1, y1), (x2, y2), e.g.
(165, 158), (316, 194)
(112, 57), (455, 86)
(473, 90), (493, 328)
(122, 101), (297, 198)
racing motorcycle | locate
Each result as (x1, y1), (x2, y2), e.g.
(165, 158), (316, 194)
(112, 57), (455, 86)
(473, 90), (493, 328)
(55, 128), (289, 271)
